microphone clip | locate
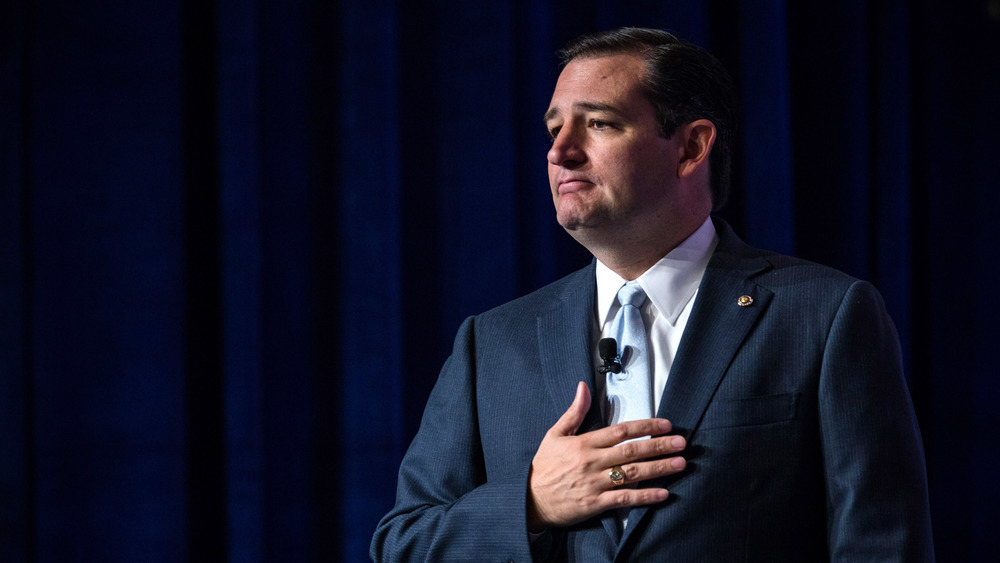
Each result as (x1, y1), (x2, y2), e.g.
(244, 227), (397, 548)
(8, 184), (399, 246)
(597, 337), (623, 374)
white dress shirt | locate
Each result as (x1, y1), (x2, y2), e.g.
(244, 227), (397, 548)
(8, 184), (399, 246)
(593, 217), (718, 421)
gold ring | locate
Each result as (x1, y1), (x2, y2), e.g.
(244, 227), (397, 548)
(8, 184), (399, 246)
(609, 466), (625, 487)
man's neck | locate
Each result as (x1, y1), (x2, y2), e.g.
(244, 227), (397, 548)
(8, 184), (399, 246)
(580, 215), (712, 281)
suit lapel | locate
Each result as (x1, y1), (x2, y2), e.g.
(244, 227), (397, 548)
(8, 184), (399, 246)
(537, 264), (603, 431)
(622, 220), (774, 546)
(654, 261), (772, 430)
(536, 264), (623, 543)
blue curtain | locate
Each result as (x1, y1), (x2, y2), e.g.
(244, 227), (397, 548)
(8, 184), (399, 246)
(2, 0), (998, 560)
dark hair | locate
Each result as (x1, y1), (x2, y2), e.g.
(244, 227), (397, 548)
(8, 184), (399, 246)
(558, 28), (737, 210)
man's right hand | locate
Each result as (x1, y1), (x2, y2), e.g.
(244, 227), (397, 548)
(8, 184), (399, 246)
(526, 381), (687, 532)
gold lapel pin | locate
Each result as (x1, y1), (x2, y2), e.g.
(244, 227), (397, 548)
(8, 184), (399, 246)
(737, 295), (753, 307)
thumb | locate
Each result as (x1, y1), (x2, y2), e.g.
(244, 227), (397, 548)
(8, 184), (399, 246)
(549, 382), (591, 437)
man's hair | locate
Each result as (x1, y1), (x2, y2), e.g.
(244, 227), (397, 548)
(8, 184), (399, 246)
(558, 28), (737, 211)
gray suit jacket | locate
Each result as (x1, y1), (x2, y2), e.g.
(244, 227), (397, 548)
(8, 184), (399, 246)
(371, 218), (933, 562)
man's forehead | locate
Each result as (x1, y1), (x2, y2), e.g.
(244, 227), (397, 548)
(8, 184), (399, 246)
(561, 53), (645, 80)
(544, 56), (648, 123)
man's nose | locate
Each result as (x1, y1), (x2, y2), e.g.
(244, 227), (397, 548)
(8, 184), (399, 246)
(547, 126), (586, 167)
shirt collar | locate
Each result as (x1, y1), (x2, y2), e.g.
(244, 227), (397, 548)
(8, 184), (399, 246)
(595, 217), (718, 327)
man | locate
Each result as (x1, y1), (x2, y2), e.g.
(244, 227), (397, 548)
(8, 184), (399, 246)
(371, 28), (933, 562)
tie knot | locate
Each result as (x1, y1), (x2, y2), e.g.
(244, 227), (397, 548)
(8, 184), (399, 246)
(617, 282), (647, 308)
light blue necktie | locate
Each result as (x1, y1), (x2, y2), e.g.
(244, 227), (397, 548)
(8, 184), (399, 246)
(605, 282), (652, 430)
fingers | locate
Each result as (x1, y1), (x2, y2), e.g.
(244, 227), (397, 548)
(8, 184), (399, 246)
(587, 455), (685, 515)
(599, 485), (670, 511)
(603, 433), (687, 467)
(608, 455), (687, 489)
(587, 418), (675, 448)
(548, 381), (592, 438)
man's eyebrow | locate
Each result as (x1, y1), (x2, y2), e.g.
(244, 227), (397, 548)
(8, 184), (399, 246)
(543, 102), (625, 124)
(575, 102), (622, 115)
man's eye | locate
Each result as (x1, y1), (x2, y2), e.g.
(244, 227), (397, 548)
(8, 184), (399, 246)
(547, 126), (561, 140)
(590, 120), (611, 130)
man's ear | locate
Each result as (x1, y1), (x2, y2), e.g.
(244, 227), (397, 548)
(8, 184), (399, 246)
(676, 119), (717, 179)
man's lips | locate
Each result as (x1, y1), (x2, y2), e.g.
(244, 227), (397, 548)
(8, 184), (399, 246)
(557, 178), (593, 194)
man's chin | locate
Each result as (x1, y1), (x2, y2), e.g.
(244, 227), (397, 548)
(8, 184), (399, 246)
(556, 206), (598, 230)
(557, 212), (604, 233)
(558, 218), (604, 246)
(557, 217), (586, 232)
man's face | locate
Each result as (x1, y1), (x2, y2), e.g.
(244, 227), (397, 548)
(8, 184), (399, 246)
(545, 54), (682, 239)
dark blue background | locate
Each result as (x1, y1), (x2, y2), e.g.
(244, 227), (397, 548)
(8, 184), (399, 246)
(2, 0), (998, 561)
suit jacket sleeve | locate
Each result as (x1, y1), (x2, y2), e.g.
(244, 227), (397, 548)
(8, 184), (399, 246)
(370, 315), (538, 563)
(819, 281), (933, 560)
